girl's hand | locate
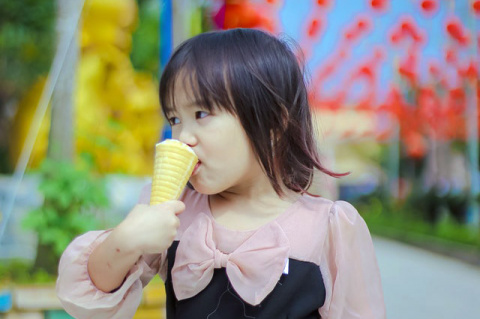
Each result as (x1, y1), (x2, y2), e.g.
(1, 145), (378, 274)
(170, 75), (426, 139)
(114, 201), (185, 256)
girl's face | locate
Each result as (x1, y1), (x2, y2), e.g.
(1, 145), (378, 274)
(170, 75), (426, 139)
(166, 83), (264, 195)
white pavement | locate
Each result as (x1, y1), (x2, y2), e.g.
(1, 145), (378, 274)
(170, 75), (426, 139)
(373, 236), (480, 319)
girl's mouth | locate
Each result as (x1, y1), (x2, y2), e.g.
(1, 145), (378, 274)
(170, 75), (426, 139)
(192, 161), (201, 175)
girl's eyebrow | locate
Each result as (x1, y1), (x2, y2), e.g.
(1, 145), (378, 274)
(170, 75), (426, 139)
(185, 101), (200, 108)
(186, 99), (206, 107)
(164, 100), (205, 115)
(185, 100), (212, 111)
(163, 106), (175, 115)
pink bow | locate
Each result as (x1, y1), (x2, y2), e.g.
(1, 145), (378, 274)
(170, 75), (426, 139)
(171, 213), (290, 306)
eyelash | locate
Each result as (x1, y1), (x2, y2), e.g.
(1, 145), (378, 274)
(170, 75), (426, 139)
(195, 111), (209, 119)
(168, 117), (180, 125)
(168, 111), (210, 125)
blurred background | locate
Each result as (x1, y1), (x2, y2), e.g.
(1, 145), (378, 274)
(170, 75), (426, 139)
(0, 0), (479, 318)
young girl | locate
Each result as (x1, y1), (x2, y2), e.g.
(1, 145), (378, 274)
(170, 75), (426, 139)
(56, 28), (386, 318)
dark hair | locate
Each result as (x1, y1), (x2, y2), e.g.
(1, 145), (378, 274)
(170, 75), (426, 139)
(159, 28), (346, 197)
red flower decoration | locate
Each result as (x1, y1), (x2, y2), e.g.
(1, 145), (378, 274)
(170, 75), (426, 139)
(344, 30), (357, 41)
(381, 87), (404, 117)
(449, 88), (465, 103)
(343, 16), (371, 41)
(400, 18), (422, 42)
(357, 17), (370, 31)
(370, 0), (388, 11)
(316, 0), (331, 7)
(390, 16), (424, 44)
(316, 61), (337, 80)
(446, 18), (470, 45)
(223, 2), (275, 32)
(398, 52), (418, 84)
(458, 60), (478, 80)
(420, 0), (437, 14)
(308, 18), (322, 38)
(428, 61), (440, 76)
(473, 0), (480, 16)
(390, 29), (402, 44)
(317, 0), (333, 8)
(446, 88), (466, 115)
(418, 88), (438, 126)
(445, 48), (457, 65)
(404, 132), (426, 159)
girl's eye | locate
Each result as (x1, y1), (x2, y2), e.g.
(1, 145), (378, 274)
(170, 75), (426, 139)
(168, 117), (180, 125)
(195, 111), (209, 119)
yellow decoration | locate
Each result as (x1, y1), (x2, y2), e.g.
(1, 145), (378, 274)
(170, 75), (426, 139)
(11, 0), (163, 175)
(9, 78), (50, 168)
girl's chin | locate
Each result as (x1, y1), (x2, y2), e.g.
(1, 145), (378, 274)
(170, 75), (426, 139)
(189, 180), (220, 195)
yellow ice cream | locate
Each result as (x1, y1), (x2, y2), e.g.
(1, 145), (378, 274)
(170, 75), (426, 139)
(150, 139), (198, 205)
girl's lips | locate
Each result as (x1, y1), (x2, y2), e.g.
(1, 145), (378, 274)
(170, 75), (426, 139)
(192, 161), (201, 175)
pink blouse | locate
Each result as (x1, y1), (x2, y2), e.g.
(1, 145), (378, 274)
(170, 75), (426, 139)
(56, 187), (386, 318)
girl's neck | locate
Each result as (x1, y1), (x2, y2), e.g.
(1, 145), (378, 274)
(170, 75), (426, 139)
(209, 180), (300, 231)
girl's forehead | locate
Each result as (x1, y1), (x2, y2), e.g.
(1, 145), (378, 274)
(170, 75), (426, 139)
(163, 65), (237, 117)
(175, 70), (205, 98)
(173, 74), (196, 96)
(162, 72), (196, 109)
(171, 88), (201, 109)
(165, 82), (214, 115)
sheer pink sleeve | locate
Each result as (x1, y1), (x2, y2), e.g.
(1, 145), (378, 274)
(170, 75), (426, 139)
(56, 185), (167, 318)
(56, 230), (166, 318)
(319, 201), (386, 319)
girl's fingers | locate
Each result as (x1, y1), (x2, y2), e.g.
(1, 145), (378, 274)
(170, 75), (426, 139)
(152, 200), (186, 215)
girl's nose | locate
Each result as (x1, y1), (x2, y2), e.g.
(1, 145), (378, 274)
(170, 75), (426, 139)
(177, 127), (197, 147)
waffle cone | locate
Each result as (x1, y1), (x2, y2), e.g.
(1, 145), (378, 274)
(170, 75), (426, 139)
(150, 139), (198, 205)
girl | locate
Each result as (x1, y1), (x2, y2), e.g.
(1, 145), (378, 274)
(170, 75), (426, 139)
(57, 28), (386, 318)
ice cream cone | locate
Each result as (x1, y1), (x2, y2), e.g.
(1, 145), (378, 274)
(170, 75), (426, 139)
(150, 139), (198, 205)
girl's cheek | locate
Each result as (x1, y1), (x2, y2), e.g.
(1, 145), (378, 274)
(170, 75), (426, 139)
(171, 127), (182, 139)
(198, 116), (214, 126)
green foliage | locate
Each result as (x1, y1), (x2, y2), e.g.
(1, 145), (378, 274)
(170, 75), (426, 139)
(22, 159), (109, 259)
(131, 0), (160, 75)
(0, 259), (54, 284)
(354, 190), (480, 249)
(0, 0), (55, 103)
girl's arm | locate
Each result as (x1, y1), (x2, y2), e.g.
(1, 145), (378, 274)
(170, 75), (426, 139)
(56, 200), (184, 318)
(87, 225), (142, 292)
(319, 201), (386, 319)
(88, 201), (185, 292)
(57, 230), (163, 319)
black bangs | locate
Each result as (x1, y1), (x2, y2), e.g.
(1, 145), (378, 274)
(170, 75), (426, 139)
(159, 32), (238, 118)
